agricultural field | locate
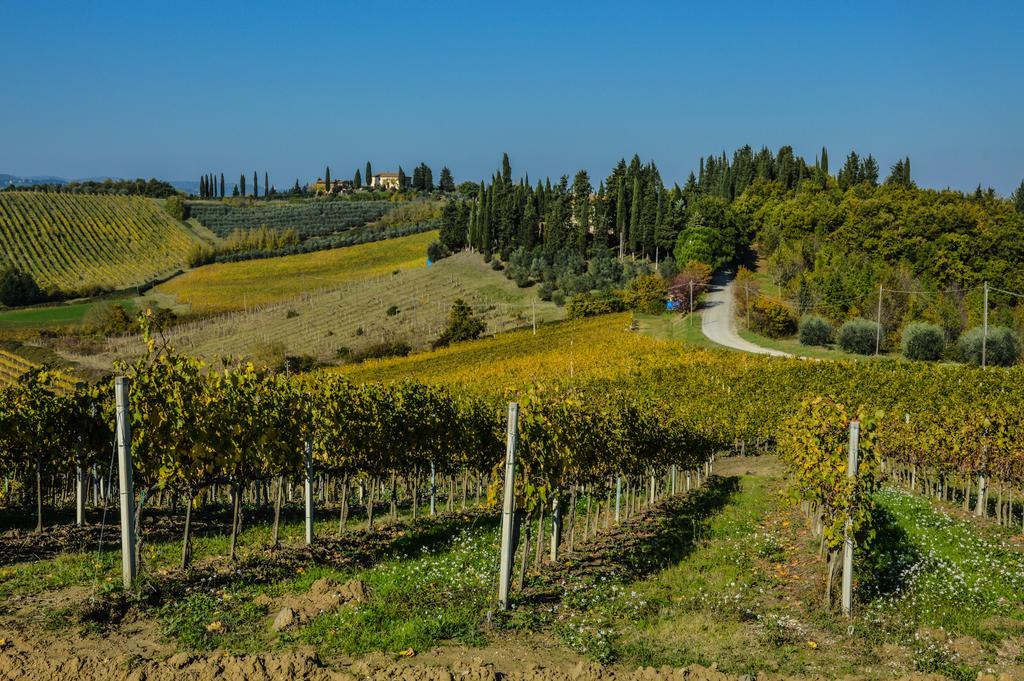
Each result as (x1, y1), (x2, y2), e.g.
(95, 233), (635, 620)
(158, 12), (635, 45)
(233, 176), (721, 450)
(156, 230), (438, 313)
(188, 199), (396, 238)
(0, 297), (138, 331)
(0, 193), (206, 295)
(82, 250), (563, 370)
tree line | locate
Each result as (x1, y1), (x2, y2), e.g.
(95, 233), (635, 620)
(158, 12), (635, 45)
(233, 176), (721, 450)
(2, 178), (179, 198)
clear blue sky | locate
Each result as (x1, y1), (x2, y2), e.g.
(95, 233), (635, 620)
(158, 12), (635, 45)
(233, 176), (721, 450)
(1, 1), (1021, 193)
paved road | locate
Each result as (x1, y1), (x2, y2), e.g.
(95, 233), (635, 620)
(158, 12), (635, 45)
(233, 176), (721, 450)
(701, 271), (790, 357)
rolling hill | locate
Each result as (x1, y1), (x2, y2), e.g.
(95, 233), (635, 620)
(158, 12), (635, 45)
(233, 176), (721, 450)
(0, 193), (205, 295)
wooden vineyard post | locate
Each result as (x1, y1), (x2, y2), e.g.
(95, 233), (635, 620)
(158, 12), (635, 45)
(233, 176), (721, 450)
(114, 377), (136, 589)
(430, 461), (436, 516)
(615, 476), (622, 523)
(304, 438), (314, 545)
(841, 420), (860, 618)
(671, 465), (677, 495)
(497, 402), (519, 610)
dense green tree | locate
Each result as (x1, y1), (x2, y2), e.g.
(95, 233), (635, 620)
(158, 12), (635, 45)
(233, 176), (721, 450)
(324, 166), (331, 190)
(240, 174), (246, 196)
(571, 170), (591, 256)
(365, 162), (372, 187)
(264, 172), (269, 198)
(439, 199), (468, 252)
(1010, 180), (1024, 213)
(0, 267), (44, 307)
(433, 299), (486, 348)
(220, 173), (225, 198)
(615, 177), (627, 258)
(439, 166), (455, 193)
(398, 166), (407, 191)
(353, 169), (362, 189)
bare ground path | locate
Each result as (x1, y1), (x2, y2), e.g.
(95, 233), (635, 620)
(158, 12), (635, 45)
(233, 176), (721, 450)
(701, 271), (789, 357)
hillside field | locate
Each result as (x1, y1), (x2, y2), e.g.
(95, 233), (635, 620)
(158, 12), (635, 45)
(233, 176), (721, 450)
(156, 230), (438, 313)
(0, 193), (204, 295)
(91, 250), (564, 368)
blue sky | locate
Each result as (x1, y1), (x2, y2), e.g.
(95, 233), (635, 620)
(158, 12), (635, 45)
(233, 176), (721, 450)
(1, 1), (1021, 193)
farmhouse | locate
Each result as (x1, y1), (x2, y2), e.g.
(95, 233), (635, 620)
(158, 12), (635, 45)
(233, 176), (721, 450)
(371, 172), (403, 191)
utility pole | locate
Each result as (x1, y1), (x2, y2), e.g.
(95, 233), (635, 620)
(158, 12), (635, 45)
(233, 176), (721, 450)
(982, 282), (989, 368)
(874, 284), (883, 356)
(532, 300), (536, 335)
(689, 280), (694, 322)
(745, 282), (750, 328)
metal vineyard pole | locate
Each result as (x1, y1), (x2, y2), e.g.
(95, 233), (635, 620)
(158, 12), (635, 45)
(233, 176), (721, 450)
(304, 438), (314, 545)
(497, 402), (519, 610)
(841, 420), (859, 618)
(114, 377), (137, 589)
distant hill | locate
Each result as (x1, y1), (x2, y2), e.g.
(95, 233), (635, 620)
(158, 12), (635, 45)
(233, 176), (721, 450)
(0, 174), (67, 187)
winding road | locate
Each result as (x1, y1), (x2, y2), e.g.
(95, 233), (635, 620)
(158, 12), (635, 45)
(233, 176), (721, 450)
(700, 271), (790, 357)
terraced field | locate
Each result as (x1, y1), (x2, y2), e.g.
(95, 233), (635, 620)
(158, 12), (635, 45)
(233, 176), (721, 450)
(89, 252), (564, 369)
(156, 230), (438, 313)
(0, 193), (205, 294)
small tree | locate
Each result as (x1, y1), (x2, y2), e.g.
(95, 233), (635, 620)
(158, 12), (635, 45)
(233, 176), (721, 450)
(901, 322), (945, 361)
(837, 318), (880, 355)
(799, 315), (833, 346)
(433, 299), (485, 348)
(164, 194), (186, 220)
(958, 326), (1021, 366)
(667, 261), (712, 312)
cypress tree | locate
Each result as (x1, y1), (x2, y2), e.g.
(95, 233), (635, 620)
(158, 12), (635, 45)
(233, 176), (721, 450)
(253, 172), (258, 198)
(354, 169), (362, 189)
(264, 172), (269, 198)
(199, 176), (206, 198)
(821, 146), (829, 176)
(439, 166), (455, 192)
(629, 176), (641, 254)
(1011, 180), (1024, 214)
(325, 166), (331, 191)
(398, 166), (407, 191)
(365, 162), (372, 188)
(615, 178), (627, 258)
(240, 174), (246, 196)
(220, 173), (225, 198)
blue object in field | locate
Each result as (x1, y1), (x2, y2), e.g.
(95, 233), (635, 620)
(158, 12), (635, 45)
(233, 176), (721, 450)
(666, 300), (680, 311)
(426, 259), (432, 268)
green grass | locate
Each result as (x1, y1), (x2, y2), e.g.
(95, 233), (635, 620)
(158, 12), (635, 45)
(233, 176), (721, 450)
(634, 312), (727, 350)
(736, 328), (865, 360)
(863, 488), (1024, 644)
(0, 298), (138, 330)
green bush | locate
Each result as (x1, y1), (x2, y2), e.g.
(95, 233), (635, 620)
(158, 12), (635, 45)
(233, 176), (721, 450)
(426, 240), (450, 263)
(798, 315), (832, 346)
(901, 322), (946, 361)
(750, 298), (797, 338)
(566, 292), (625, 320)
(837, 318), (880, 355)
(957, 326), (1021, 366)
(0, 267), (45, 307)
(351, 340), (412, 363)
(620, 274), (667, 314)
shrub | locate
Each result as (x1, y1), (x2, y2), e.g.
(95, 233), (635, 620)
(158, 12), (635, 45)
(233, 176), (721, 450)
(620, 274), (667, 314)
(164, 194), (186, 221)
(552, 291), (566, 307)
(957, 326), (1021, 366)
(286, 309), (300, 319)
(426, 240), (450, 263)
(901, 322), (946, 361)
(386, 305), (400, 317)
(798, 315), (833, 346)
(750, 298), (797, 338)
(566, 292), (625, 320)
(351, 340), (412, 363)
(537, 282), (554, 302)
(0, 267), (45, 307)
(86, 303), (135, 335)
(837, 318), (880, 355)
